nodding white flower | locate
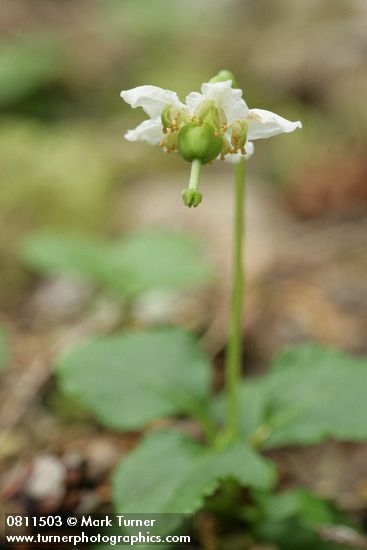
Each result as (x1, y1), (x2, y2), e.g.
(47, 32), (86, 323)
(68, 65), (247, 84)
(121, 72), (301, 207)
(121, 79), (301, 164)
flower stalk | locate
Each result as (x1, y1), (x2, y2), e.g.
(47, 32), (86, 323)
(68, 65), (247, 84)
(225, 157), (246, 442)
(121, 70), (302, 445)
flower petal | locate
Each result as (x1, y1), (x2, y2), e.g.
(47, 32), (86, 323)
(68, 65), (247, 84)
(124, 118), (163, 145)
(185, 91), (204, 115)
(201, 80), (249, 123)
(121, 85), (185, 118)
(221, 141), (255, 163)
(244, 141), (255, 159)
(247, 109), (302, 140)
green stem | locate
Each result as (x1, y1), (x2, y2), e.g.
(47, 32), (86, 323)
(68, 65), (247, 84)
(196, 409), (217, 445)
(224, 158), (246, 441)
(188, 158), (202, 191)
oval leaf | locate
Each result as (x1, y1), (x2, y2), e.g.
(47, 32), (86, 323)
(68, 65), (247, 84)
(113, 429), (275, 520)
(56, 328), (211, 430)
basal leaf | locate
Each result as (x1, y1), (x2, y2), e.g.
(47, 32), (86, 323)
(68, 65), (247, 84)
(212, 379), (267, 440)
(254, 488), (343, 528)
(56, 328), (211, 430)
(21, 230), (213, 298)
(112, 429), (275, 522)
(264, 345), (367, 447)
(257, 518), (352, 550)
(214, 345), (367, 448)
(108, 230), (213, 296)
(255, 488), (356, 550)
(21, 232), (109, 282)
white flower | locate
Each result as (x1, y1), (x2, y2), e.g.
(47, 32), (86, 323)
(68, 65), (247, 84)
(121, 85), (186, 118)
(121, 80), (301, 163)
(185, 80), (249, 125)
(246, 109), (302, 140)
(121, 85), (187, 147)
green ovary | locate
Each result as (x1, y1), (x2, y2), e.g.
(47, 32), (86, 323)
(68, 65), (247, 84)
(177, 123), (224, 164)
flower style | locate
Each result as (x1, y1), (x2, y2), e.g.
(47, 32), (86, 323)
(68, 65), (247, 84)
(121, 71), (302, 206)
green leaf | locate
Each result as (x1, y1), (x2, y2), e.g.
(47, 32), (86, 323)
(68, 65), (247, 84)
(108, 230), (213, 296)
(264, 345), (367, 447)
(253, 488), (356, 550)
(257, 518), (352, 550)
(255, 489), (342, 528)
(113, 429), (275, 523)
(212, 379), (267, 440)
(56, 328), (211, 430)
(215, 345), (367, 448)
(21, 232), (109, 282)
(21, 230), (213, 298)
(0, 326), (9, 371)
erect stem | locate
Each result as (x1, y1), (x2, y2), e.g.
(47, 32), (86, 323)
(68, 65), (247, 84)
(188, 158), (202, 191)
(224, 158), (246, 441)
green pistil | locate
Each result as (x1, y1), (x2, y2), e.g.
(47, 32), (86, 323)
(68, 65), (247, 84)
(182, 159), (202, 208)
